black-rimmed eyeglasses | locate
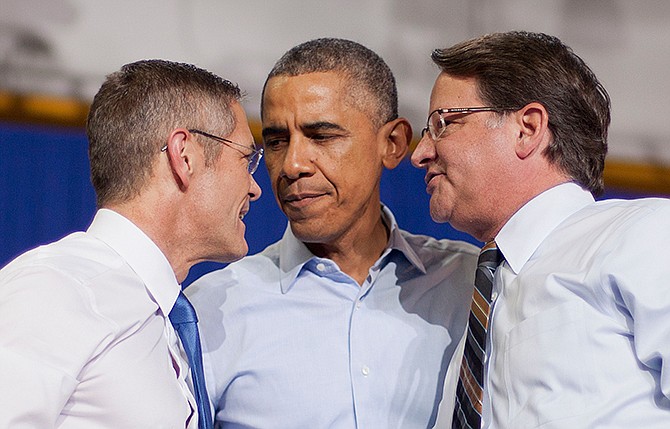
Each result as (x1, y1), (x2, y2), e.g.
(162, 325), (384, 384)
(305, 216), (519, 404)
(161, 129), (264, 174)
(421, 107), (516, 141)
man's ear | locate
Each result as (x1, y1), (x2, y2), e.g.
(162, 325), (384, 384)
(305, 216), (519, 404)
(515, 102), (550, 160)
(164, 129), (192, 191)
(379, 118), (411, 169)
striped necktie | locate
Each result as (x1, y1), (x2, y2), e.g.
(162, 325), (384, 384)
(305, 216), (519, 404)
(169, 291), (213, 429)
(452, 241), (503, 429)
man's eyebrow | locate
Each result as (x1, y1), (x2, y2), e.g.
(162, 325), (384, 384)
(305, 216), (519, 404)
(262, 122), (346, 139)
(302, 121), (346, 132)
(262, 126), (287, 139)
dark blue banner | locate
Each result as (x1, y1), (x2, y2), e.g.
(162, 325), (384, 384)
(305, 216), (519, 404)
(2, 121), (655, 285)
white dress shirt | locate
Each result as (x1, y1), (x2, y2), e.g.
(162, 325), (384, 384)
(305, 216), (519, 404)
(187, 206), (479, 429)
(482, 182), (670, 428)
(0, 209), (198, 429)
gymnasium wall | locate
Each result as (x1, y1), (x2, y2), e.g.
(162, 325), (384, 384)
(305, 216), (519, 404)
(3, 120), (667, 286)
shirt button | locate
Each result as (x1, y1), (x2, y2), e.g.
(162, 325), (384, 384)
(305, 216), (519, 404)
(355, 301), (362, 309)
(316, 263), (326, 271)
(361, 366), (370, 376)
(491, 291), (499, 301)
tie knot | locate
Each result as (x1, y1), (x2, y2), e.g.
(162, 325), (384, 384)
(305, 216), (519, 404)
(169, 291), (198, 325)
(478, 241), (504, 270)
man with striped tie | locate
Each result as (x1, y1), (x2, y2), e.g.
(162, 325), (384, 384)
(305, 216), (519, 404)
(412, 31), (670, 428)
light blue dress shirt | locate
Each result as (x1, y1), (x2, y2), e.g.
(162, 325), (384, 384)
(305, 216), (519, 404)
(483, 182), (670, 428)
(187, 206), (479, 429)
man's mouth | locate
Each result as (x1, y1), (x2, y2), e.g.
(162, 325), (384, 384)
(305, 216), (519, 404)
(425, 171), (440, 185)
(282, 191), (326, 203)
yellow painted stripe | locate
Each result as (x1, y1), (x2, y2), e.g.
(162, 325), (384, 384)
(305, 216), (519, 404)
(0, 91), (88, 127)
(604, 159), (670, 195)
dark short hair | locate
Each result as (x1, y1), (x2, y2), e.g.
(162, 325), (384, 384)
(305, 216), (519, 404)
(261, 37), (398, 127)
(432, 31), (610, 196)
(87, 59), (241, 207)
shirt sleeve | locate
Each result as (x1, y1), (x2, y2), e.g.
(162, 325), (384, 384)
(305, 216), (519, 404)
(605, 202), (670, 401)
(0, 264), (111, 427)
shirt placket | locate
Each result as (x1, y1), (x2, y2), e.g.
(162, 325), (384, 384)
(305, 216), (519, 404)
(482, 266), (504, 429)
(165, 318), (199, 428)
(349, 260), (384, 428)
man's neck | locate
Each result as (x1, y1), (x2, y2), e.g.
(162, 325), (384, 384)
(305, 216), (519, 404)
(305, 215), (390, 286)
(105, 196), (190, 283)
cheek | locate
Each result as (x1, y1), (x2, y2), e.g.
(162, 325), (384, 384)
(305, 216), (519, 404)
(219, 168), (247, 202)
(325, 159), (375, 197)
(446, 140), (487, 175)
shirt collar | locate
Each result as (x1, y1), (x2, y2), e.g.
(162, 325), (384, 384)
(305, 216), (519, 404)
(277, 205), (426, 293)
(495, 182), (594, 274)
(382, 205), (427, 274)
(87, 208), (181, 317)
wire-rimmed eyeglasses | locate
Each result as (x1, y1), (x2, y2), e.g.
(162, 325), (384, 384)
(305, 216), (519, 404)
(421, 107), (516, 140)
(161, 129), (264, 174)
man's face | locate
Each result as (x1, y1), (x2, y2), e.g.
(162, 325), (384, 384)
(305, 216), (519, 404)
(192, 101), (262, 262)
(261, 72), (385, 245)
(411, 73), (516, 240)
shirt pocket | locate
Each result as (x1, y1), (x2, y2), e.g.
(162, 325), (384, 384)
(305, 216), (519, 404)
(503, 301), (596, 428)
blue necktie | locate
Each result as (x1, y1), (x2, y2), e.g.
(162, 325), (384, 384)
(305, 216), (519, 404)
(169, 291), (213, 429)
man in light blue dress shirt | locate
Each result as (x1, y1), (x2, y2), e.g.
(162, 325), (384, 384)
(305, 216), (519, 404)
(412, 31), (670, 428)
(187, 38), (479, 428)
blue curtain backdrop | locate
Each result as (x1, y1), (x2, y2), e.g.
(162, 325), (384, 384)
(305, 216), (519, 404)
(0, 121), (656, 286)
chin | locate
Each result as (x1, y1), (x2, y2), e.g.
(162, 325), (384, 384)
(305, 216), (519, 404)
(290, 221), (334, 244)
(429, 205), (450, 224)
(233, 243), (250, 261)
(217, 242), (249, 263)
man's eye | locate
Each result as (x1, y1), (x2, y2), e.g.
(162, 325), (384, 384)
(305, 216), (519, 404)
(437, 119), (453, 130)
(310, 134), (336, 142)
(264, 138), (288, 149)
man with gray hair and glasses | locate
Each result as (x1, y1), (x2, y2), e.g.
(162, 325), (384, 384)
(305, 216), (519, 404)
(0, 59), (261, 428)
